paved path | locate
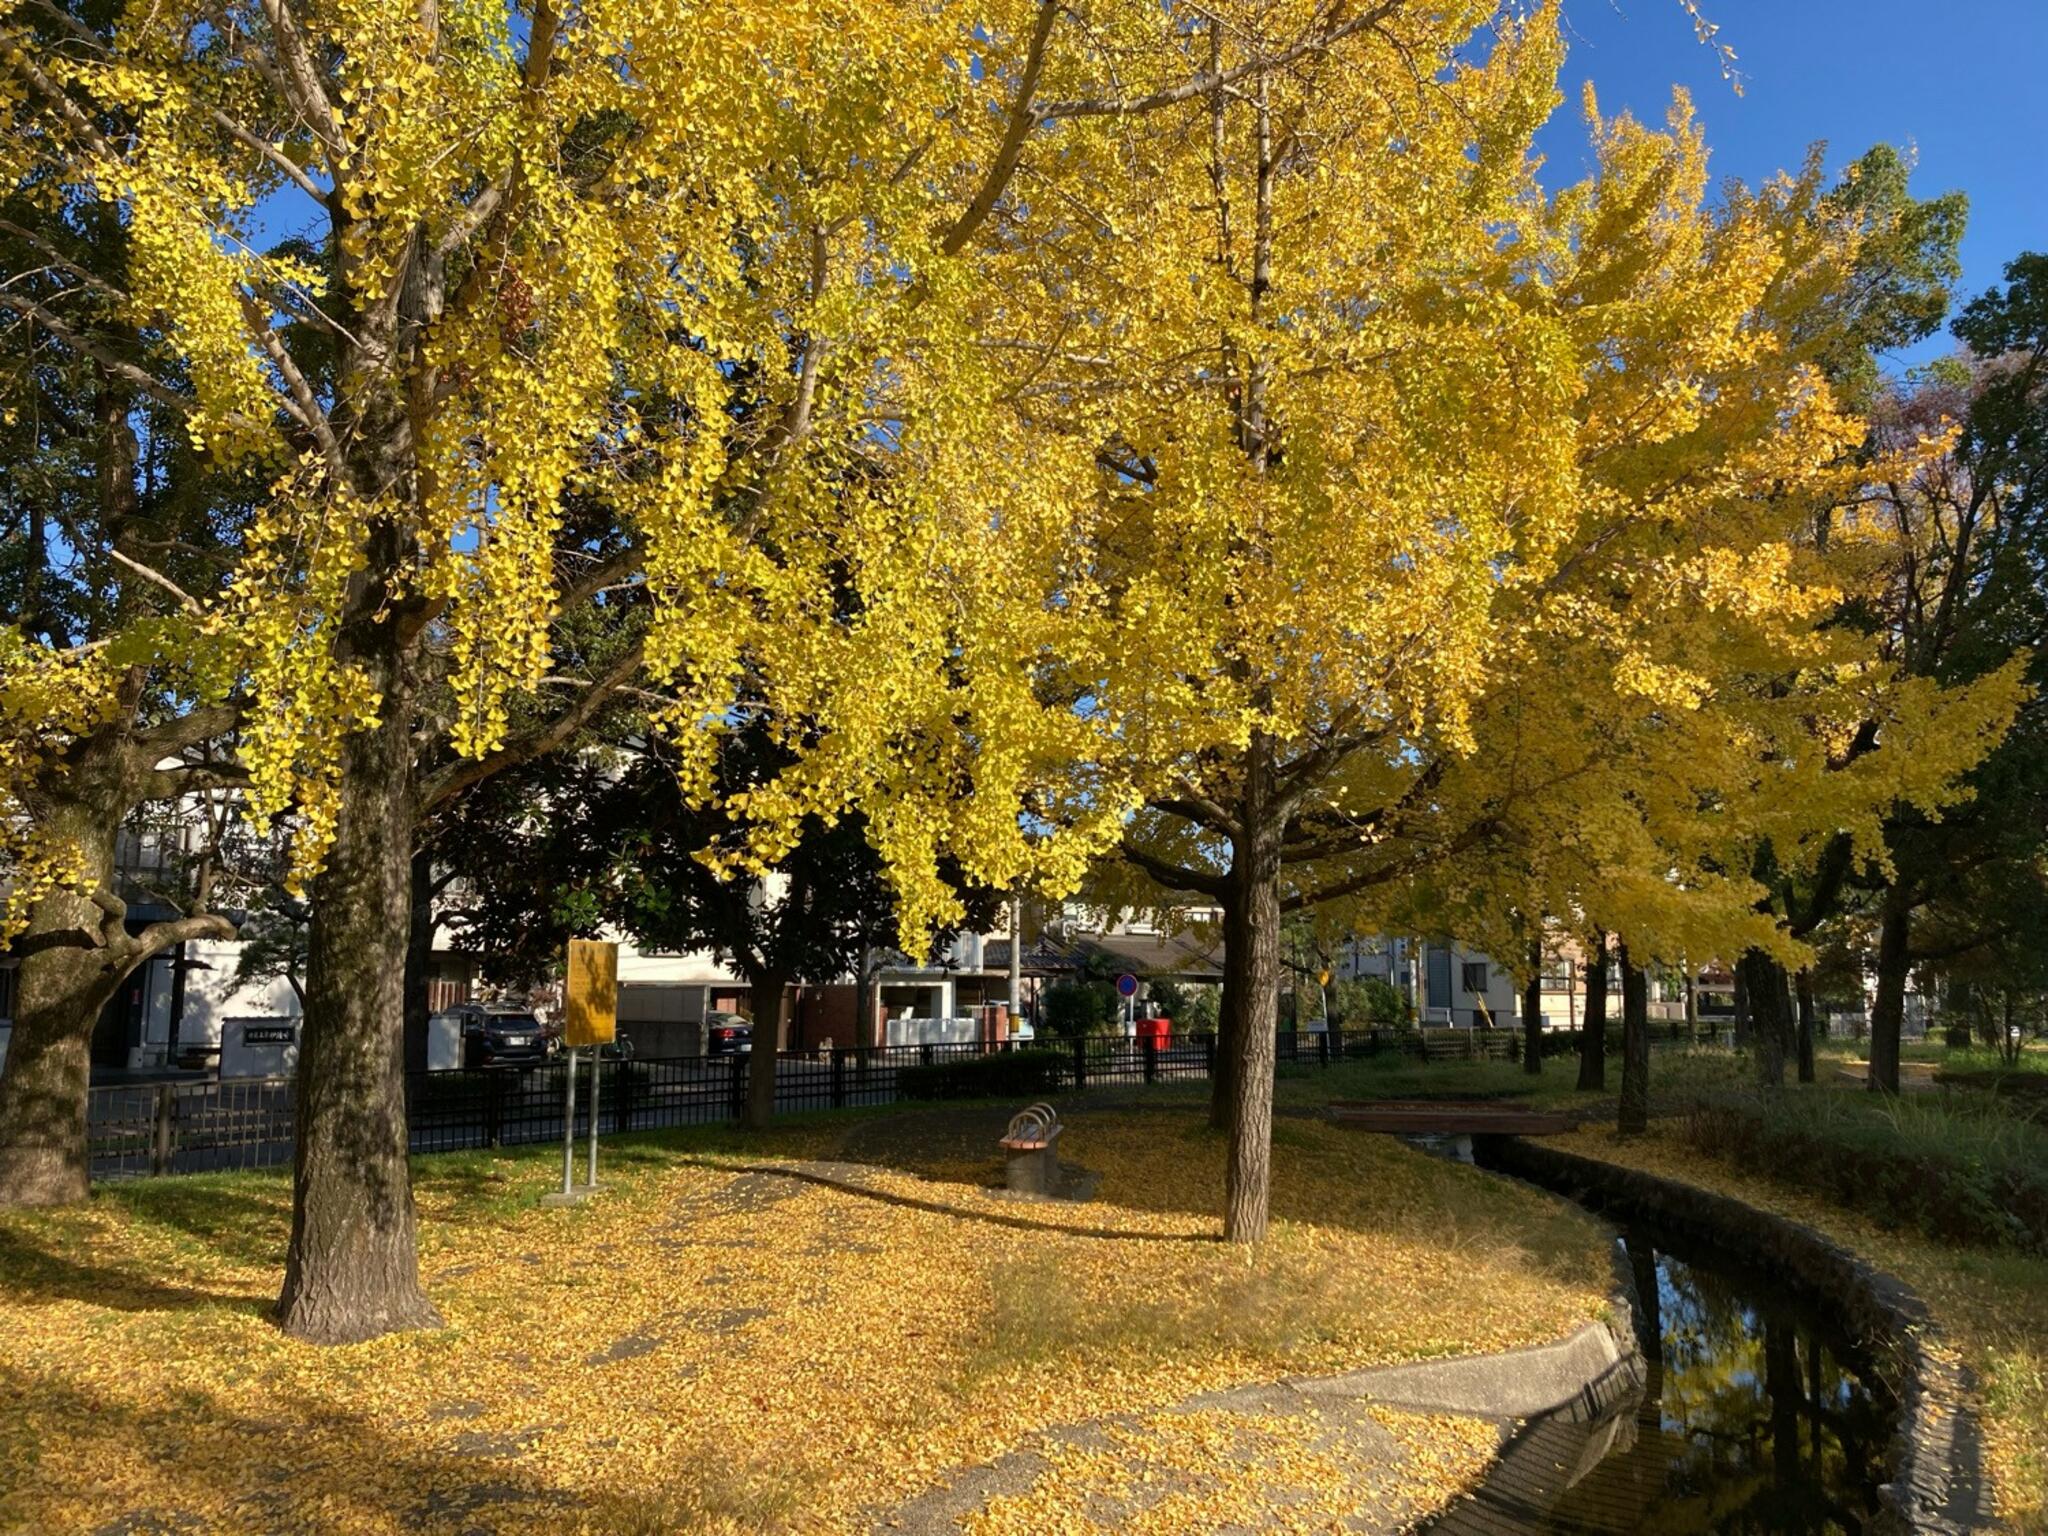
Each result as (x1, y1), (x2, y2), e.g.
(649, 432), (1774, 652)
(873, 1320), (1639, 1534)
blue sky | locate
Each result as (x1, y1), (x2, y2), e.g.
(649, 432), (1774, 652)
(1535, 0), (2048, 369)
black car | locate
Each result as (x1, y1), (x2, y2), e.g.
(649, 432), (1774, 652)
(461, 1008), (550, 1070)
(705, 1011), (752, 1055)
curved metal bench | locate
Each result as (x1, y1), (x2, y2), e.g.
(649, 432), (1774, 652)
(999, 1103), (1063, 1195)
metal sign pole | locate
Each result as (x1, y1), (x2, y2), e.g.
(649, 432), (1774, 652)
(561, 1048), (578, 1198)
(586, 1049), (601, 1190)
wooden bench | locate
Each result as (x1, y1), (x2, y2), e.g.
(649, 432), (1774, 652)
(999, 1103), (1063, 1196)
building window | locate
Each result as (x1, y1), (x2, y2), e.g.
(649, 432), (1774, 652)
(1460, 962), (1487, 994)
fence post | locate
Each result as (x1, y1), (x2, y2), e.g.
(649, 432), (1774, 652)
(1072, 1036), (1088, 1091)
(831, 1046), (846, 1110)
(486, 1069), (504, 1149)
(1142, 1035), (1158, 1084)
(151, 1083), (175, 1176)
(728, 1053), (748, 1122)
(1318, 1029), (1331, 1068)
(613, 1058), (632, 1133)
(1203, 1033), (1216, 1081)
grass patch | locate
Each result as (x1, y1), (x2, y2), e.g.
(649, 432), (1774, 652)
(1670, 1077), (2048, 1250)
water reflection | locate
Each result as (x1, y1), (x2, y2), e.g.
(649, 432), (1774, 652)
(1424, 1229), (1894, 1535)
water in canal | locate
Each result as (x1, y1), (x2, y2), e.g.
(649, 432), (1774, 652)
(1414, 1141), (1899, 1534)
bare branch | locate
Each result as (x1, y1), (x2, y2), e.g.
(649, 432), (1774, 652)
(209, 108), (329, 202)
(420, 638), (646, 808)
(938, 0), (1061, 257)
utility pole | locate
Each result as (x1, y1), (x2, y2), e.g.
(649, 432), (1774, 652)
(1008, 892), (1025, 1029)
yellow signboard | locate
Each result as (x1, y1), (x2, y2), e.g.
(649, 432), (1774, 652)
(564, 939), (618, 1047)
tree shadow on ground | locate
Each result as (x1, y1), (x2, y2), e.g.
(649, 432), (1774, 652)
(737, 1098), (1603, 1280)
(0, 1222), (267, 1314)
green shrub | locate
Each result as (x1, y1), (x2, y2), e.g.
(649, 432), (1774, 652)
(1042, 978), (1118, 1038)
(897, 1049), (1069, 1101)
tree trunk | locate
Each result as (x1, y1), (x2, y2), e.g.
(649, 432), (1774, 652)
(1795, 968), (1817, 1085)
(1683, 958), (1699, 1044)
(1739, 949), (1796, 1088)
(1521, 939), (1543, 1076)
(1221, 842), (1281, 1243)
(0, 801), (133, 1206)
(1576, 937), (1608, 1091)
(276, 645), (442, 1345)
(744, 972), (791, 1130)
(1867, 882), (1912, 1096)
(1618, 944), (1649, 1135)
(1732, 964), (1751, 1049)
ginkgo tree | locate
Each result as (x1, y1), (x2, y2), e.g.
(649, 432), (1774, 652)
(1, 0), (1041, 1341)
(756, 8), (2020, 1242)
(3, 0), (1490, 1341)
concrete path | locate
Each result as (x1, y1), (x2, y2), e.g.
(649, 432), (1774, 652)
(872, 1321), (1640, 1534)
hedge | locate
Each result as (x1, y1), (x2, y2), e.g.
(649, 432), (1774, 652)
(896, 1049), (1071, 1102)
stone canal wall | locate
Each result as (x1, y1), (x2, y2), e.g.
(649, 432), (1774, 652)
(1478, 1135), (1994, 1536)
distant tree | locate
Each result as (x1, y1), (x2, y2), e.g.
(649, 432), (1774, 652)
(439, 722), (997, 1126)
(1041, 978), (1118, 1040)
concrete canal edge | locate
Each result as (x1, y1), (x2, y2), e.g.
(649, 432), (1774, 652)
(1479, 1134), (1997, 1536)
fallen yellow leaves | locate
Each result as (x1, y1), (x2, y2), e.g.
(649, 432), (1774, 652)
(0, 1107), (1608, 1534)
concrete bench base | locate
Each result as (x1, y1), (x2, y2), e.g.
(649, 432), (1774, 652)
(1000, 1131), (1062, 1197)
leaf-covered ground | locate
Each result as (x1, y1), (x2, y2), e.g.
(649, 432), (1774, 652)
(1553, 1122), (2048, 1534)
(0, 1102), (1610, 1535)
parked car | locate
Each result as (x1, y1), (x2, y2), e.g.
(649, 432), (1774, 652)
(705, 1011), (752, 1056)
(460, 1007), (550, 1070)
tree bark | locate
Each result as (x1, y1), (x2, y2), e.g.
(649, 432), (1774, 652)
(1221, 837), (1281, 1243)
(1521, 938), (1543, 1076)
(1732, 964), (1751, 1049)
(744, 971), (791, 1130)
(276, 640), (442, 1344)
(1739, 949), (1796, 1088)
(1867, 882), (1912, 1095)
(1795, 967), (1817, 1085)
(1576, 936), (1608, 1091)
(1618, 943), (1649, 1135)
(0, 797), (130, 1205)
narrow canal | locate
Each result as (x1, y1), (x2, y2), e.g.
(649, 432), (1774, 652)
(1417, 1142), (1900, 1534)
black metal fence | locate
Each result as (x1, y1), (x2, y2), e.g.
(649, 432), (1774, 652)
(84, 1022), (1719, 1182)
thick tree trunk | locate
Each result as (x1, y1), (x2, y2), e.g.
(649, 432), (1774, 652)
(1521, 939), (1543, 1076)
(1794, 968), (1817, 1085)
(1221, 844), (1281, 1243)
(1739, 949), (1796, 1088)
(0, 765), (154, 1204)
(0, 801), (131, 1206)
(276, 651), (442, 1345)
(1732, 965), (1751, 1049)
(744, 972), (791, 1130)
(1576, 938), (1608, 1091)
(1683, 959), (1699, 1044)
(1867, 883), (1912, 1096)
(1618, 944), (1649, 1135)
